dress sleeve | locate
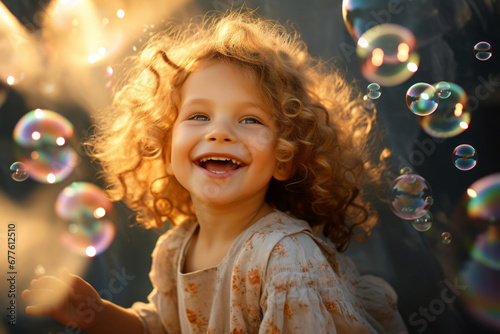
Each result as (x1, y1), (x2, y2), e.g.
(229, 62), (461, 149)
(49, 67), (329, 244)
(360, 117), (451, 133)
(130, 289), (168, 334)
(259, 233), (384, 334)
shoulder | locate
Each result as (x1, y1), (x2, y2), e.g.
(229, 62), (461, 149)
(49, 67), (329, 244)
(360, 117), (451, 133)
(149, 220), (196, 292)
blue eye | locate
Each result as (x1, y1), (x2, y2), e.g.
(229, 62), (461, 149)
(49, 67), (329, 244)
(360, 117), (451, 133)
(188, 114), (209, 121)
(240, 117), (262, 124)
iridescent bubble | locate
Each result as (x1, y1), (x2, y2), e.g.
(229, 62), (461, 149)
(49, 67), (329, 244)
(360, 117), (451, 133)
(411, 211), (433, 232)
(470, 225), (500, 270)
(363, 94), (376, 109)
(453, 144), (478, 171)
(458, 260), (500, 329)
(389, 173), (433, 220)
(367, 83), (381, 99)
(400, 166), (413, 175)
(474, 41), (492, 61)
(357, 24), (420, 87)
(406, 83), (439, 116)
(55, 182), (116, 257)
(419, 82), (471, 138)
(467, 173), (500, 222)
(10, 162), (29, 182)
(13, 109), (79, 184)
(435, 81), (451, 99)
(441, 231), (452, 244)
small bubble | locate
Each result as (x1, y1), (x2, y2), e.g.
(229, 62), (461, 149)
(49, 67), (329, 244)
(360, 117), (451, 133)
(10, 162), (29, 182)
(367, 83), (381, 99)
(389, 173), (433, 220)
(406, 83), (439, 116)
(411, 212), (433, 232)
(400, 166), (413, 175)
(363, 95), (375, 109)
(441, 232), (452, 244)
(474, 41), (492, 61)
(435, 81), (451, 99)
(453, 144), (477, 171)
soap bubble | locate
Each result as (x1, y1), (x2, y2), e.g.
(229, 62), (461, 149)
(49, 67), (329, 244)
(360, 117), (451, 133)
(441, 232), (452, 244)
(389, 173), (433, 220)
(34, 265), (46, 277)
(453, 144), (478, 171)
(435, 81), (451, 99)
(357, 24), (419, 87)
(55, 182), (116, 257)
(467, 173), (500, 222)
(470, 225), (500, 270)
(411, 211), (433, 232)
(400, 166), (413, 175)
(363, 94), (376, 109)
(367, 83), (381, 99)
(406, 83), (439, 116)
(13, 109), (79, 184)
(474, 41), (492, 61)
(418, 82), (470, 138)
(10, 162), (29, 182)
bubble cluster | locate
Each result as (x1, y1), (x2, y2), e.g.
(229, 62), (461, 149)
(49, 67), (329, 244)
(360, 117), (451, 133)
(357, 24), (419, 87)
(453, 144), (478, 171)
(55, 182), (116, 257)
(418, 82), (471, 138)
(366, 83), (381, 99)
(10, 162), (29, 182)
(411, 212), (433, 232)
(406, 83), (439, 116)
(389, 173), (433, 220)
(467, 173), (500, 222)
(441, 232), (452, 244)
(13, 109), (79, 184)
(474, 41), (492, 61)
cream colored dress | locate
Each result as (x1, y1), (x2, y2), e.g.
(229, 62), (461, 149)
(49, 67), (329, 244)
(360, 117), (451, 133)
(131, 210), (408, 333)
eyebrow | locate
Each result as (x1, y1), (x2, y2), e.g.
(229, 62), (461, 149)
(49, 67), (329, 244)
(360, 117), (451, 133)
(181, 98), (265, 111)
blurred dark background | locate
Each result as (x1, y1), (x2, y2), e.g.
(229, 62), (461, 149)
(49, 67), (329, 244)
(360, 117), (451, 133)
(1, 0), (499, 333)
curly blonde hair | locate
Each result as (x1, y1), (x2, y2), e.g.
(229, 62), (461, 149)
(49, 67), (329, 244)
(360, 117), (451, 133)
(88, 9), (388, 251)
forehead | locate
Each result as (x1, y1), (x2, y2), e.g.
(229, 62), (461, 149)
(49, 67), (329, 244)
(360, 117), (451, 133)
(180, 60), (263, 105)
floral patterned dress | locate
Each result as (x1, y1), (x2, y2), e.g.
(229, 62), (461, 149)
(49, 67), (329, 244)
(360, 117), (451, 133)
(131, 210), (408, 333)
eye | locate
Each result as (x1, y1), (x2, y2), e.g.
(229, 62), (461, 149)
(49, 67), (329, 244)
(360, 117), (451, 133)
(188, 114), (210, 121)
(240, 117), (263, 125)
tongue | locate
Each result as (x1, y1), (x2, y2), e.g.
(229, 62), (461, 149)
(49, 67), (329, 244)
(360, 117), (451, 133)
(204, 161), (238, 172)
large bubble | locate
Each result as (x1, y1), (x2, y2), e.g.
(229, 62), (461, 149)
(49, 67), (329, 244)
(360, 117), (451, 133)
(470, 225), (500, 270)
(356, 24), (419, 87)
(406, 83), (439, 116)
(389, 173), (433, 220)
(467, 173), (500, 222)
(458, 259), (500, 330)
(418, 82), (471, 138)
(55, 182), (116, 257)
(13, 109), (79, 184)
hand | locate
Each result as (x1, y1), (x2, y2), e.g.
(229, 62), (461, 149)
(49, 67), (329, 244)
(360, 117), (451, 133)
(22, 269), (104, 330)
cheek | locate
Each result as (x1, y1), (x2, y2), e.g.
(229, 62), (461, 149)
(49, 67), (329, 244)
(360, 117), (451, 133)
(246, 127), (276, 155)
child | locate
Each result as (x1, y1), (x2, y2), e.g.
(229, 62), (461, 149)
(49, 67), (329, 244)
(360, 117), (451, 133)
(22, 10), (407, 333)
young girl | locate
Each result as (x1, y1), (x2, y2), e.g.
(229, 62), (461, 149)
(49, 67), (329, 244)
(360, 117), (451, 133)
(23, 10), (407, 333)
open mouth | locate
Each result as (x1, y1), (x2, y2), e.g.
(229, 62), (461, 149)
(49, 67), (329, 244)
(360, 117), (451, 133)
(195, 156), (244, 173)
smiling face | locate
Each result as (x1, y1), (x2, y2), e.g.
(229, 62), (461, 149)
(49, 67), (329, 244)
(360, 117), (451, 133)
(170, 60), (284, 208)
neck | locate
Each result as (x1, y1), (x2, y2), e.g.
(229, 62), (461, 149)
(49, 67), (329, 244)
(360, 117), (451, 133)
(191, 197), (273, 249)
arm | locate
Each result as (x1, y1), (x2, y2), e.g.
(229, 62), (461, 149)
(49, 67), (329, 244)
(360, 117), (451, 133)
(22, 269), (143, 334)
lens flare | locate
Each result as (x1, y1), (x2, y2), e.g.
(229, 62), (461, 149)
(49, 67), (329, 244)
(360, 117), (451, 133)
(55, 182), (117, 257)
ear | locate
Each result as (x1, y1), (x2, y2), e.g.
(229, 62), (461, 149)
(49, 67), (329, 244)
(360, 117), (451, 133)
(273, 161), (291, 181)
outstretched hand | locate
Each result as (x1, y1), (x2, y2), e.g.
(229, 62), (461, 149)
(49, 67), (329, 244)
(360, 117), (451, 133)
(22, 269), (104, 330)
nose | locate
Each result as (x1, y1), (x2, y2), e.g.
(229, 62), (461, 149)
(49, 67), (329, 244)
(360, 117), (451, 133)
(205, 116), (235, 143)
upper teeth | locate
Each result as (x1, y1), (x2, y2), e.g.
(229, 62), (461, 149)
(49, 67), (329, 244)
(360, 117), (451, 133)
(199, 157), (241, 165)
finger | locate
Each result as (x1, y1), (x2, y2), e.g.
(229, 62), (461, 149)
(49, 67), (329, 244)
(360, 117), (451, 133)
(31, 276), (67, 291)
(21, 289), (33, 301)
(26, 304), (55, 317)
